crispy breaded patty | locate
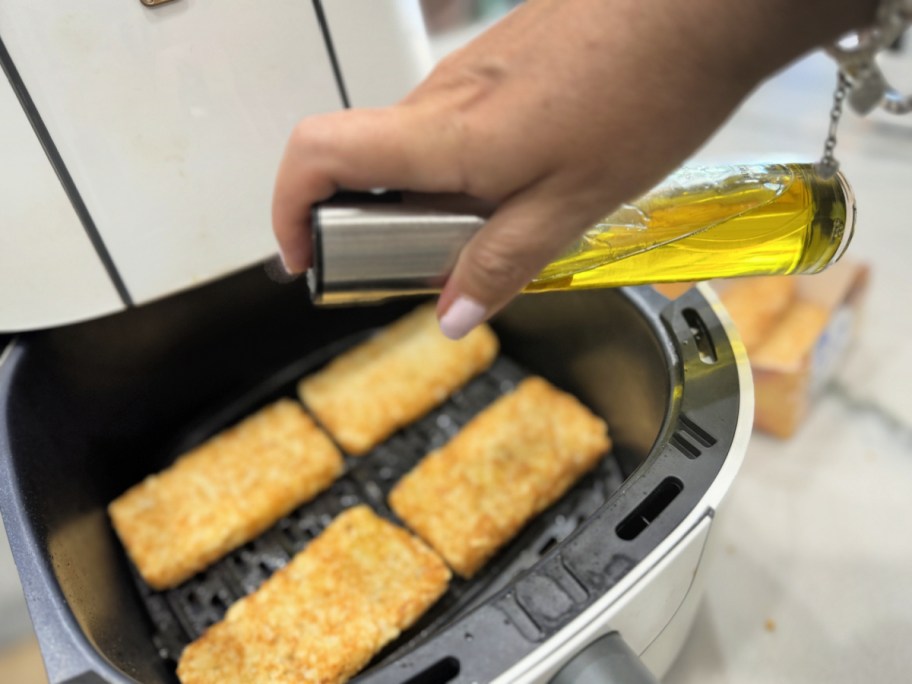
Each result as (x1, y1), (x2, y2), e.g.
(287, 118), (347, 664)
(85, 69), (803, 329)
(298, 304), (498, 455)
(109, 399), (343, 590)
(389, 377), (610, 578)
(176, 505), (451, 684)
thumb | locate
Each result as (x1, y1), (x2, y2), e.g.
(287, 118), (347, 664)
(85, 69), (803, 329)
(436, 188), (597, 339)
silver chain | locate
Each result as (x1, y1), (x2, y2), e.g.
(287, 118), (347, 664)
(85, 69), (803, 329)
(818, 1), (911, 177)
(816, 72), (851, 179)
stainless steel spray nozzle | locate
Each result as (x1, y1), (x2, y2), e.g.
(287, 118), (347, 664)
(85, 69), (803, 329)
(307, 192), (492, 305)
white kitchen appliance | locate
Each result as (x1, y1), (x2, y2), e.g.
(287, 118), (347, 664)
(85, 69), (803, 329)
(0, 0), (431, 331)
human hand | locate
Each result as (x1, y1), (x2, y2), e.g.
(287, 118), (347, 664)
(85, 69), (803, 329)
(273, 0), (876, 338)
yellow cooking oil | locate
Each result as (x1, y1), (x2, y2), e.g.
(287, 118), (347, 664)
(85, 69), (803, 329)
(525, 163), (854, 291)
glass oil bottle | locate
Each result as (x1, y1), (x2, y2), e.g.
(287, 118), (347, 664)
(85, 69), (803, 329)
(307, 163), (854, 305)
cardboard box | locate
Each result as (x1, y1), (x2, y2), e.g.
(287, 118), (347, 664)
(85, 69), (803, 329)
(655, 260), (869, 438)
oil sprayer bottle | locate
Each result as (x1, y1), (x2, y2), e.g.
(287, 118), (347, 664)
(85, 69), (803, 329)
(306, 163), (854, 305)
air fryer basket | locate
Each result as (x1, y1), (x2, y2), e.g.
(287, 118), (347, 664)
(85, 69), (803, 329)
(0, 266), (746, 684)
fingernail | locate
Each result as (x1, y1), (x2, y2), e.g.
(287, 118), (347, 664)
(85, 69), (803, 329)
(282, 252), (299, 273)
(279, 251), (305, 275)
(439, 295), (487, 340)
(264, 255), (298, 283)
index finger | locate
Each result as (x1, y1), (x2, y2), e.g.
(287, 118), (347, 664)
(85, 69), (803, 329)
(271, 106), (465, 273)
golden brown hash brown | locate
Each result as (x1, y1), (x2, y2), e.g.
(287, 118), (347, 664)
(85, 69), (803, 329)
(176, 505), (451, 684)
(389, 376), (610, 578)
(109, 399), (343, 590)
(298, 304), (498, 456)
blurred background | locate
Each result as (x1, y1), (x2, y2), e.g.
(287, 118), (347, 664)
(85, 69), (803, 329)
(1, 2), (910, 682)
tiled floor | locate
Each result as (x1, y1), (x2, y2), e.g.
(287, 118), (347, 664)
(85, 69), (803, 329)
(1, 44), (910, 684)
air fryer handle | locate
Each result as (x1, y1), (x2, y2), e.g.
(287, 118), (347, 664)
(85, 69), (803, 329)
(549, 632), (661, 684)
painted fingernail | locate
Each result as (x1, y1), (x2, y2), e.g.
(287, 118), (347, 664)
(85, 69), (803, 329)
(279, 250), (307, 275)
(264, 254), (298, 283)
(439, 295), (487, 340)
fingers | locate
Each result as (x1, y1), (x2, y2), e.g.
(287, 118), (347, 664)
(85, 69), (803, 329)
(437, 185), (600, 339)
(272, 106), (465, 273)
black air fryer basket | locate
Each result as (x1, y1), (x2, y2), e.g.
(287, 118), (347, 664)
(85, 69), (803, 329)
(0, 267), (750, 683)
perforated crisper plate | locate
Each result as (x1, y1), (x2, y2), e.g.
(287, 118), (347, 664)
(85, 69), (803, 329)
(127, 347), (624, 673)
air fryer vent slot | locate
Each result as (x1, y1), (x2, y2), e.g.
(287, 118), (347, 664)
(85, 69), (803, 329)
(402, 656), (461, 684)
(682, 308), (717, 364)
(671, 433), (701, 459)
(679, 414), (717, 447)
(616, 477), (683, 541)
(670, 415), (717, 458)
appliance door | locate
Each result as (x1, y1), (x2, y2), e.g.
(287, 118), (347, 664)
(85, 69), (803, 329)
(0, 71), (122, 330)
(0, 1), (431, 330)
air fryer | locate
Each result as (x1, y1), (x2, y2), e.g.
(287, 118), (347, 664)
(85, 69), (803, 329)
(0, 266), (751, 683)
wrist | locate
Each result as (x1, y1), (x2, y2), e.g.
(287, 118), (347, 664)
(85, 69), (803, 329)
(720, 0), (881, 80)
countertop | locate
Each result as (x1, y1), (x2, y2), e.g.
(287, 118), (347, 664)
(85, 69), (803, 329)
(1, 40), (910, 684)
